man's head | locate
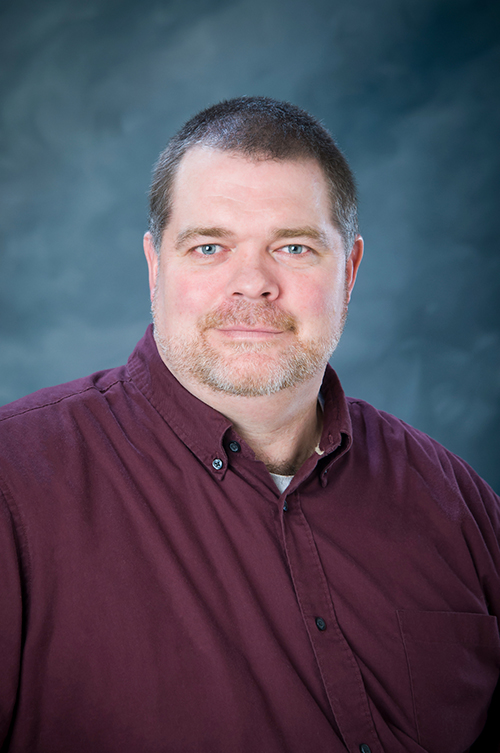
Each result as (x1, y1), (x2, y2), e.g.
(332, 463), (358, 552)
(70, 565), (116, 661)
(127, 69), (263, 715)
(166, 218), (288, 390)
(143, 105), (363, 402)
(148, 96), (358, 255)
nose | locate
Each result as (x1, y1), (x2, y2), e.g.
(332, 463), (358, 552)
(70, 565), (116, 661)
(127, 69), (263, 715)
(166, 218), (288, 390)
(225, 249), (280, 301)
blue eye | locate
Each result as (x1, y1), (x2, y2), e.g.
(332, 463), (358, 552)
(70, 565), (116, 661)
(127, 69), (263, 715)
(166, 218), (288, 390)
(284, 244), (306, 255)
(198, 244), (219, 255)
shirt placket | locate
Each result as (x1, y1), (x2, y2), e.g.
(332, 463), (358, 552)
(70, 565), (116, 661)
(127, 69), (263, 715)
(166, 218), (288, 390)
(280, 488), (383, 753)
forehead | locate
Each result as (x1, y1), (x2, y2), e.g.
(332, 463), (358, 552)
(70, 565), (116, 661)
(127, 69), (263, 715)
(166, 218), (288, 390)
(169, 147), (333, 225)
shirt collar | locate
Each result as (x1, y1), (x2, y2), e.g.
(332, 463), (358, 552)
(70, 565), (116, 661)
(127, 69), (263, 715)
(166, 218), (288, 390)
(127, 325), (352, 477)
(318, 363), (352, 457)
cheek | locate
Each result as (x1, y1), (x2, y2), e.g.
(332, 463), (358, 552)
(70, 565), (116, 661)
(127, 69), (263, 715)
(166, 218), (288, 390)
(301, 283), (340, 319)
(161, 273), (219, 319)
(294, 278), (346, 338)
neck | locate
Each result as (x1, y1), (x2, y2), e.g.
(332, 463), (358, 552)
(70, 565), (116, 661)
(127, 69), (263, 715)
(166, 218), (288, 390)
(179, 373), (325, 475)
(239, 398), (323, 475)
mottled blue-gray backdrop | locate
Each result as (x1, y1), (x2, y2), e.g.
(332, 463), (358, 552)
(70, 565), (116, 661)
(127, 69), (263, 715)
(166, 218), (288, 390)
(1, 0), (499, 489)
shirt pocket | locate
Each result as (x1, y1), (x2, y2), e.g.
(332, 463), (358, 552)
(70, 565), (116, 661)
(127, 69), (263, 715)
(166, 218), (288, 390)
(397, 610), (500, 753)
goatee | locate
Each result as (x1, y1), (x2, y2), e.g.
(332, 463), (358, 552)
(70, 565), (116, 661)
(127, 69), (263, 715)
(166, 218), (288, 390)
(152, 297), (347, 397)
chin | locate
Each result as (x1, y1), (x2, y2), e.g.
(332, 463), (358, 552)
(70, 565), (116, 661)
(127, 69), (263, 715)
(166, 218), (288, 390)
(191, 348), (329, 397)
(153, 320), (338, 398)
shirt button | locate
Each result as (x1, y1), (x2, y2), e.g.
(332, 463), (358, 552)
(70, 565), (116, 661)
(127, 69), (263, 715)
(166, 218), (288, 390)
(228, 441), (240, 452)
(315, 617), (327, 631)
(212, 458), (223, 471)
(359, 745), (372, 753)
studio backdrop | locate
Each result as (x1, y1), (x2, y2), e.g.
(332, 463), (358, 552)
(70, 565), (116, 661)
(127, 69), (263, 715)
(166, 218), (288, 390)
(1, 0), (499, 489)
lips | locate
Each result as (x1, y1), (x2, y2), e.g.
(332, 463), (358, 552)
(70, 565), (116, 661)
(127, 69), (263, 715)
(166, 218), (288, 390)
(217, 325), (284, 334)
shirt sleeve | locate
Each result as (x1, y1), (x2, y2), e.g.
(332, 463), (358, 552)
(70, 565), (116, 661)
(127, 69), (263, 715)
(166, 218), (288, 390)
(0, 486), (24, 745)
(456, 459), (500, 749)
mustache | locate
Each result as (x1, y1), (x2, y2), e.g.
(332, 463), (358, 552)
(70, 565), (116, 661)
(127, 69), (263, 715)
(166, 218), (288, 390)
(200, 300), (298, 333)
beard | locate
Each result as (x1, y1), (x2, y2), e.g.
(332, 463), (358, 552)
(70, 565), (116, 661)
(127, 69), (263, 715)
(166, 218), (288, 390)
(152, 297), (347, 398)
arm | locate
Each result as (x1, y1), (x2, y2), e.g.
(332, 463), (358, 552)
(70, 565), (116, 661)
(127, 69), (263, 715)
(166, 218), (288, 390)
(0, 487), (24, 747)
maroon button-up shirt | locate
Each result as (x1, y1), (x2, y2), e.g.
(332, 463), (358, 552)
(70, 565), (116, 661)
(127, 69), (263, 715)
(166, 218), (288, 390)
(1, 326), (499, 752)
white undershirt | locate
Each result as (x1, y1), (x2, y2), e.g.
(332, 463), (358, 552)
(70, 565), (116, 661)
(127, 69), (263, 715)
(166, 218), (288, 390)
(270, 473), (294, 493)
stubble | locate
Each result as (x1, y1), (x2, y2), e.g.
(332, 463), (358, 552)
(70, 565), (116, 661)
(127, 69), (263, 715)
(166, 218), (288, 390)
(152, 296), (347, 397)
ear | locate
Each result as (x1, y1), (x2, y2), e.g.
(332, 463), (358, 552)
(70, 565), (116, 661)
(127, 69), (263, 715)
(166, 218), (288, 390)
(143, 232), (159, 303)
(345, 235), (363, 302)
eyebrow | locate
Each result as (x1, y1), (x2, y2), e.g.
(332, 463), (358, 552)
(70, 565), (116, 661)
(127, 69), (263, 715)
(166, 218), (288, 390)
(175, 225), (331, 249)
(269, 226), (330, 247)
(175, 227), (234, 249)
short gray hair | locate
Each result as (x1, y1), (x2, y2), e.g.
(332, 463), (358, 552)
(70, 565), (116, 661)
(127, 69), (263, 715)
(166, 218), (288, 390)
(148, 96), (358, 254)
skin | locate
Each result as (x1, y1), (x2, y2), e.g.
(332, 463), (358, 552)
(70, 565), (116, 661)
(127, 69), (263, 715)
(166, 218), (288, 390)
(143, 146), (363, 474)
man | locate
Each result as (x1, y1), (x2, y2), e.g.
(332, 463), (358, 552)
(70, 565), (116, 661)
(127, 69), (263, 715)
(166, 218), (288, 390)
(0, 97), (499, 753)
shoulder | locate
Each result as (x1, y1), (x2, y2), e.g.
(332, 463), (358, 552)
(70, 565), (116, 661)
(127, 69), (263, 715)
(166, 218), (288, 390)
(0, 365), (134, 474)
(347, 395), (461, 460)
(346, 395), (472, 471)
(0, 365), (129, 424)
(0, 363), (144, 524)
(345, 395), (500, 525)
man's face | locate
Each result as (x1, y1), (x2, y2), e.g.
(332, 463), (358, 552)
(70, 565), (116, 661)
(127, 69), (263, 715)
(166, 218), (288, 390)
(144, 147), (362, 398)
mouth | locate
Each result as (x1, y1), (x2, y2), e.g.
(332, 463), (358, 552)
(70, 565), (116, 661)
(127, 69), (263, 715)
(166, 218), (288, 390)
(214, 326), (286, 339)
(200, 301), (298, 338)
